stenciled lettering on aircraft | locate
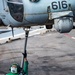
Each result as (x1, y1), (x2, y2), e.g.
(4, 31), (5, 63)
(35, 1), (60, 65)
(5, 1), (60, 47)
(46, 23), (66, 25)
(51, 1), (68, 10)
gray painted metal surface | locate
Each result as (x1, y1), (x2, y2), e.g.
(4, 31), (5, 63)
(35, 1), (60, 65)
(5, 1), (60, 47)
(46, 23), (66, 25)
(0, 0), (75, 27)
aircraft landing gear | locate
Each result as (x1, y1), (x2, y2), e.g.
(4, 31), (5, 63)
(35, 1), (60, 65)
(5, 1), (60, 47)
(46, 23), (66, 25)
(6, 27), (30, 75)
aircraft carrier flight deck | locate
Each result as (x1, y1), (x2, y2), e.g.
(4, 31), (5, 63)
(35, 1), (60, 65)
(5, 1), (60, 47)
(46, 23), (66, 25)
(0, 27), (75, 75)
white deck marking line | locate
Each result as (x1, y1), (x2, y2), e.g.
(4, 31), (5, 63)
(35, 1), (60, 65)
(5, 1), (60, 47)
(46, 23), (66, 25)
(72, 37), (75, 40)
(0, 28), (47, 43)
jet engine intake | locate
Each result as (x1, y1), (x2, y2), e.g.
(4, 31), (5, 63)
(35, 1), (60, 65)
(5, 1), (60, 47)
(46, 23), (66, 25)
(54, 17), (73, 33)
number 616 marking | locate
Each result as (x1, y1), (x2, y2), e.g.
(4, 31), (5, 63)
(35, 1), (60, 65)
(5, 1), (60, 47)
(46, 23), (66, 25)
(52, 1), (68, 10)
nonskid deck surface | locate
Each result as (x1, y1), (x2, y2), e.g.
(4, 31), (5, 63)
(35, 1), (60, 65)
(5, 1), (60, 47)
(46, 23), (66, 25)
(0, 27), (75, 75)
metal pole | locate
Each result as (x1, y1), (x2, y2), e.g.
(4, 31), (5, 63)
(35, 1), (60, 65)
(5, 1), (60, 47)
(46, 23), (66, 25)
(21, 28), (30, 75)
(22, 29), (29, 69)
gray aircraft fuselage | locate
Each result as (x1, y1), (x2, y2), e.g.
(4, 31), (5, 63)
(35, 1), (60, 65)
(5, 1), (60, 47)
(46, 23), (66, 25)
(0, 0), (75, 27)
